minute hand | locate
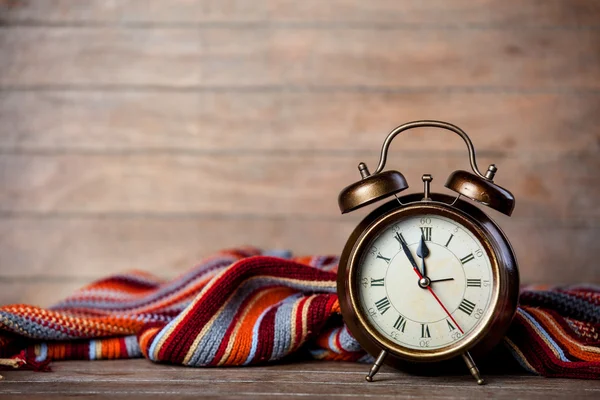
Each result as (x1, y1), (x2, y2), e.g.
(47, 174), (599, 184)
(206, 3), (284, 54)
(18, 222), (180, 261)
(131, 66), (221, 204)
(396, 232), (420, 271)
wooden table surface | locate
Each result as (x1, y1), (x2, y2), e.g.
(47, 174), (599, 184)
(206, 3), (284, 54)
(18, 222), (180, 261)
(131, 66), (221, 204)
(0, 359), (598, 399)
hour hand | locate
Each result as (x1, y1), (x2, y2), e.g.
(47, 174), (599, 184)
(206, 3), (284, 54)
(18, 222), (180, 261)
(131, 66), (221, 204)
(416, 234), (430, 278)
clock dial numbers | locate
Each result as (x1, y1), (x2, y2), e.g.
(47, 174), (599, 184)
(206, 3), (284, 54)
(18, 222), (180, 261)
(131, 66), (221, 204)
(460, 253), (475, 264)
(457, 299), (477, 316)
(375, 297), (391, 315)
(358, 214), (493, 350)
(394, 232), (405, 247)
(394, 315), (407, 332)
(466, 279), (482, 287)
(447, 320), (456, 332)
(376, 253), (391, 264)
(370, 278), (385, 287)
(420, 226), (432, 241)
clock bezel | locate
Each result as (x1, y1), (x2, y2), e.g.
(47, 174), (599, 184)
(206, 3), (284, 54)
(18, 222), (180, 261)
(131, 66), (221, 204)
(338, 193), (519, 364)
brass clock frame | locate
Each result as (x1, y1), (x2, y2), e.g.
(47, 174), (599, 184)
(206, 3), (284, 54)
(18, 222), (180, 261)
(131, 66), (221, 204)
(337, 197), (519, 381)
(337, 120), (519, 384)
(338, 193), (519, 382)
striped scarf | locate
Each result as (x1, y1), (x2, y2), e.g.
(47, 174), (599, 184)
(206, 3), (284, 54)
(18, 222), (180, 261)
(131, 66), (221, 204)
(0, 248), (599, 379)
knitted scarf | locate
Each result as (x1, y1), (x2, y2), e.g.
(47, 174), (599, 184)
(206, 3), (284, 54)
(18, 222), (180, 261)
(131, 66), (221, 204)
(0, 248), (599, 379)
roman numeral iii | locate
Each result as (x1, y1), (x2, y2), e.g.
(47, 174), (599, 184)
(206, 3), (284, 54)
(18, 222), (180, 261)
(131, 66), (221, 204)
(393, 315), (407, 332)
(466, 279), (482, 287)
(458, 299), (476, 316)
(375, 297), (391, 315)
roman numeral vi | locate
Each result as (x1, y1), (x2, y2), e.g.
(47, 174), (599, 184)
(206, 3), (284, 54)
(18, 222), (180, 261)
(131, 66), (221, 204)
(421, 324), (431, 338)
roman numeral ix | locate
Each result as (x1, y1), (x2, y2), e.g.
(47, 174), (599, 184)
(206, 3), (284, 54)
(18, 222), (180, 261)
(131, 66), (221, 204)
(370, 278), (385, 287)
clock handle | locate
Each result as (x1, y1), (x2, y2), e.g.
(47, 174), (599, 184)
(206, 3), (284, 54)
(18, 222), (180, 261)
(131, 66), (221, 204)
(338, 120), (515, 216)
(372, 120), (486, 178)
(370, 120), (516, 216)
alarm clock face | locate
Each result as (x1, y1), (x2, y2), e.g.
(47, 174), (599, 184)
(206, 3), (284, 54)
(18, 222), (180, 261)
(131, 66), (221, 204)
(356, 213), (494, 351)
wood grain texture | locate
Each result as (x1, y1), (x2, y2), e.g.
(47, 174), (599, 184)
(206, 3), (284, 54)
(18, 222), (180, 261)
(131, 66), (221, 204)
(0, 153), (596, 222)
(1, 0), (599, 27)
(0, 217), (596, 287)
(0, 27), (200, 87)
(197, 28), (600, 90)
(0, 216), (357, 280)
(1, 27), (599, 89)
(1, 91), (598, 153)
(0, 359), (598, 399)
(0, 281), (83, 307)
(0, 0), (599, 303)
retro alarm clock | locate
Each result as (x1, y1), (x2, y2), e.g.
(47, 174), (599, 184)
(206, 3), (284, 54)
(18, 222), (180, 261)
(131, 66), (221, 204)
(337, 120), (519, 385)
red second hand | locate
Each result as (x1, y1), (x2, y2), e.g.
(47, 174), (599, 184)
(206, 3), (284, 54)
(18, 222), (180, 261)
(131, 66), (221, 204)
(412, 268), (464, 334)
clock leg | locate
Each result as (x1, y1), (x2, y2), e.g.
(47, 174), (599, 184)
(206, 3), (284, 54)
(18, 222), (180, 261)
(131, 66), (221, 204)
(365, 350), (388, 382)
(462, 352), (485, 385)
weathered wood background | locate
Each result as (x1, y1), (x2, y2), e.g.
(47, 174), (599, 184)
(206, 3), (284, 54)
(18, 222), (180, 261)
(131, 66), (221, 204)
(0, 0), (599, 306)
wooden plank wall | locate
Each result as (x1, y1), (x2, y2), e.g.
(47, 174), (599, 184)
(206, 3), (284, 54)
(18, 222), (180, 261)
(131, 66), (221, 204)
(0, 0), (599, 305)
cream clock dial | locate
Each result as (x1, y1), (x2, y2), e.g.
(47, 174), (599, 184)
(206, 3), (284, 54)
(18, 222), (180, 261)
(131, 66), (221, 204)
(357, 214), (493, 350)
